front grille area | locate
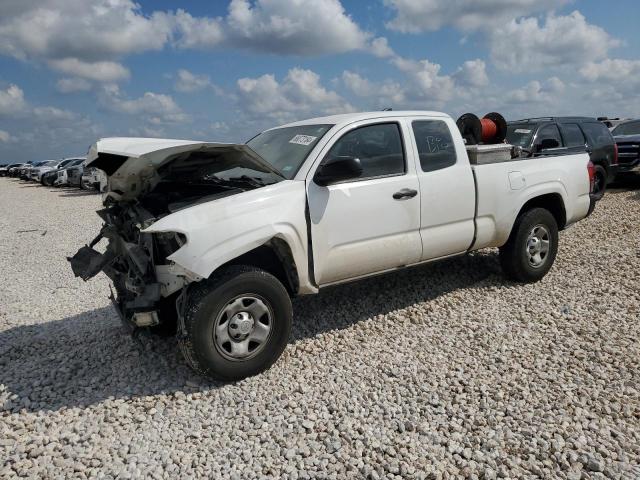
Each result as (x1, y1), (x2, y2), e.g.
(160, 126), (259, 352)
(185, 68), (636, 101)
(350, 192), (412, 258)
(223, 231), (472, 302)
(617, 142), (640, 166)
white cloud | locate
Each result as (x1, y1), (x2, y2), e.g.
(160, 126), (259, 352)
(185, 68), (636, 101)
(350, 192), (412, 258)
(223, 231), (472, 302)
(211, 121), (230, 133)
(546, 76), (565, 93)
(237, 68), (354, 122)
(56, 77), (92, 93)
(0, 130), (11, 143)
(341, 71), (405, 107)
(99, 85), (191, 127)
(502, 77), (566, 105)
(48, 58), (130, 82)
(174, 69), (214, 93)
(173, 0), (369, 55)
(391, 57), (456, 105)
(0, 84), (27, 115)
(33, 106), (77, 122)
(102, 89), (180, 116)
(0, 82), (86, 127)
(580, 58), (640, 84)
(0, 0), (373, 89)
(171, 10), (225, 49)
(0, 0), (173, 62)
(490, 12), (619, 72)
(128, 125), (166, 138)
(452, 59), (489, 87)
(384, 0), (569, 33)
(369, 37), (395, 58)
(578, 58), (640, 111)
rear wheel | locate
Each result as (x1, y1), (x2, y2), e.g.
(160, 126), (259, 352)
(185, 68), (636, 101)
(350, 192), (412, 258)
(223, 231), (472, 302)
(179, 265), (292, 381)
(499, 208), (559, 283)
(592, 164), (607, 200)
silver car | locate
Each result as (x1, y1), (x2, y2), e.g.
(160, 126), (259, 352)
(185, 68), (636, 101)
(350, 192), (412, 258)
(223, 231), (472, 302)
(29, 160), (61, 182)
(54, 159), (86, 187)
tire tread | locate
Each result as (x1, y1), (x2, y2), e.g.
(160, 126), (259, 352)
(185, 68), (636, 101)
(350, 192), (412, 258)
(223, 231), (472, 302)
(499, 208), (558, 283)
(178, 265), (291, 381)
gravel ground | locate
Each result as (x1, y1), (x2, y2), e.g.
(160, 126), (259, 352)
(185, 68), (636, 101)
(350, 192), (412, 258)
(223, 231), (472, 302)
(1, 177), (639, 479)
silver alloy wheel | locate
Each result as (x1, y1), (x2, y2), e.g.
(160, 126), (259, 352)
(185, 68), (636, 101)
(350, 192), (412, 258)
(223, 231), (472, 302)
(526, 224), (550, 268)
(213, 295), (273, 361)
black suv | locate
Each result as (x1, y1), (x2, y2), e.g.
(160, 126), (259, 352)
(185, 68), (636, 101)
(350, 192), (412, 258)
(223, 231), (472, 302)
(506, 117), (617, 198)
(610, 119), (640, 175)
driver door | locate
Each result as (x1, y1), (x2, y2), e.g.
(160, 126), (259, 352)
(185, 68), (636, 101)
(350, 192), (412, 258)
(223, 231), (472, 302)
(306, 121), (422, 285)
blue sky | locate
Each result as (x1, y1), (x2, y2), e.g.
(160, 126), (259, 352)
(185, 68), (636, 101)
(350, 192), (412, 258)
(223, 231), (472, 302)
(0, 0), (639, 163)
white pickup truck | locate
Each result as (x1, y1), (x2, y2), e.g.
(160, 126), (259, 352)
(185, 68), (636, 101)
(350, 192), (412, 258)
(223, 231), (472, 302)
(69, 110), (595, 380)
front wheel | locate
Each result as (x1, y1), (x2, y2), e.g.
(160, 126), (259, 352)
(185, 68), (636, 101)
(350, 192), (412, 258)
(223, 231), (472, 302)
(499, 208), (559, 283)
(179, 265), (292, 381)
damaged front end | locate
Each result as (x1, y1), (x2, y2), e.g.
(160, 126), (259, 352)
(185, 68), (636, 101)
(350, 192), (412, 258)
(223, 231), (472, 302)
(68, 137), (284, 332)
(68, 203), (198, 330)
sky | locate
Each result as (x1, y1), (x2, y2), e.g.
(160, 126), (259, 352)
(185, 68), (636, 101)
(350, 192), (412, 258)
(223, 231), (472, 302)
(0, 0), (639, 163)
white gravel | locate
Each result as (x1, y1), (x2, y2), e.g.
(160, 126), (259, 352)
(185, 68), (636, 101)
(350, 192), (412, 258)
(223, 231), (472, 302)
(1, 177), (639, 479)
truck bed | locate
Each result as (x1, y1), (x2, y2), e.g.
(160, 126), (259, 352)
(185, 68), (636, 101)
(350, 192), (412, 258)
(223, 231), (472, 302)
(471, 152), (592, 250)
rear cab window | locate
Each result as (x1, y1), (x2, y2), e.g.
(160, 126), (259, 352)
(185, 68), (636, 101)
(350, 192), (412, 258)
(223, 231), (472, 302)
(411, 120), (457, 172)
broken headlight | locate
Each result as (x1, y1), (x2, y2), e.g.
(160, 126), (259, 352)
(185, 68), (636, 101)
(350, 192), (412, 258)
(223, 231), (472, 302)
(153, 232), (187, 261)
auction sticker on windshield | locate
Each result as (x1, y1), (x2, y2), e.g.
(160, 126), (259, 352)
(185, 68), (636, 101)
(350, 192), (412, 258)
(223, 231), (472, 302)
(289, 134), (317, 146)
(515, 129), (531, 134)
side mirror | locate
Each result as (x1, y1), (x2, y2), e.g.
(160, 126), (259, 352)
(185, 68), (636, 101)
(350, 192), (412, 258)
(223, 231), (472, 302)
(314, 156), (363, 186)
(539, 138), (560, 150)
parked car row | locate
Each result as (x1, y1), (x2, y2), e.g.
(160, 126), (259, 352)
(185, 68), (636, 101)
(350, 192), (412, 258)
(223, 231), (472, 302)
(0, 157), (106, 191)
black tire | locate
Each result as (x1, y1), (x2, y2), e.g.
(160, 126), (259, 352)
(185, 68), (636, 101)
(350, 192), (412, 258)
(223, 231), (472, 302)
(499, 208), (559, 283)
(592, 164), (607, 200)
(179, 265), (292, 381)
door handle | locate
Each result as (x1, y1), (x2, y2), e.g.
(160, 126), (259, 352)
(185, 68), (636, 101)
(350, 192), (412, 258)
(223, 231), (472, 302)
(392, 188), (418, 200)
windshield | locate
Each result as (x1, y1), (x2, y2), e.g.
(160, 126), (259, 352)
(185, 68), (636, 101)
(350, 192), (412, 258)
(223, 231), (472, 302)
(41, 161), (57, 167)
(506, 124), (535, 147)
(612, 121), (640, 136)
(246, 124), (333, 179)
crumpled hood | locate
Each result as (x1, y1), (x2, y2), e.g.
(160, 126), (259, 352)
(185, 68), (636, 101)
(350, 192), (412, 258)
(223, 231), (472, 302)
(87, 137), (283, 202)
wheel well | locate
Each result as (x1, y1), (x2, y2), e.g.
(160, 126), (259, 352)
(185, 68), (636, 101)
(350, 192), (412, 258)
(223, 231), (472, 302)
(218, 238), (299, 296)
(517, 193), (567, 229)
(592, 159), (608, 175)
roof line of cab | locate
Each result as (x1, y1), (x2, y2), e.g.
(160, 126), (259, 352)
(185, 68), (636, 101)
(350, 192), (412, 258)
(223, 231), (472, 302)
(279, 110), (450, 129)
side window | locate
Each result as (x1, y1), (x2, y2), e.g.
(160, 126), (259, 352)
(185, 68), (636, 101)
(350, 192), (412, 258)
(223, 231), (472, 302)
(535, 124), (563, 150)
(581, 122), (613, 146)
(559, 123), (586, 148)
(412, 120), (457, 172)
(325, 123), (404, 179)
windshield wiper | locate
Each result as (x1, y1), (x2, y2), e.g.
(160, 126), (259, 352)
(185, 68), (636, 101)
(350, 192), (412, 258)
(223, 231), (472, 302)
(227, 175), (270, 187)
(202, 174), (268, 189)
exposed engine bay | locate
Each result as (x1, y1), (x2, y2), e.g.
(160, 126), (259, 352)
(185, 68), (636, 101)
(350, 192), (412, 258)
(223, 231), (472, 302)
(69, 143), (281, 330)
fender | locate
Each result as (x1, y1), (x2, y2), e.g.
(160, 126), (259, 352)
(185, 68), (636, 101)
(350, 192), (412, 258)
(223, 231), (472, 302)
(142, 180), (317, 294)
